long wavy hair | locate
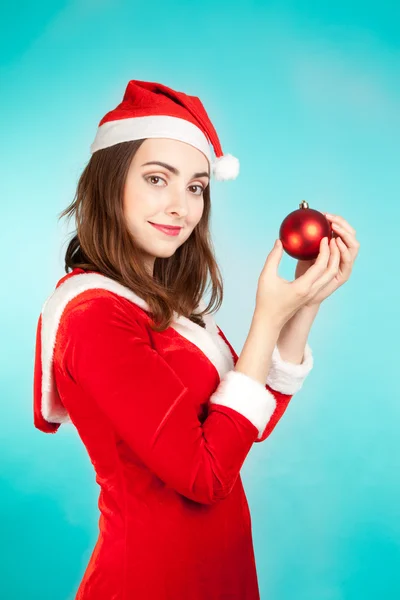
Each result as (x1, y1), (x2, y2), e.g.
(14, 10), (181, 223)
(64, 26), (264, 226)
(58, 139), (224, 333)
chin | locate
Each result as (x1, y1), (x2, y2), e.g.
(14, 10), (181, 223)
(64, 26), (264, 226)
(148, 246), (178, 258)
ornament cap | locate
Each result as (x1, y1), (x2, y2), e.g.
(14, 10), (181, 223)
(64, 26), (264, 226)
(299, 200), (309, 209)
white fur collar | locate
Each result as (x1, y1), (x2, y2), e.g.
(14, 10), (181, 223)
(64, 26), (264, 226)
(40, 271), (235, 425)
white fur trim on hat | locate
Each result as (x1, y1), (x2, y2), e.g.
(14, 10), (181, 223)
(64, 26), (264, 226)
(212, 154), (240, 181)
(90, 115), (212, 162)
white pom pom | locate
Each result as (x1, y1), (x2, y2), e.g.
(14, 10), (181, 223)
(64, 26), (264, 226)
(212, 153), (240, 181)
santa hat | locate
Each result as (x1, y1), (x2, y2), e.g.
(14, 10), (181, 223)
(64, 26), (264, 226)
(90, 79), (240, 181)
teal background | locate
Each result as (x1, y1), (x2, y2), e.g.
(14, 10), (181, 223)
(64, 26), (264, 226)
(1, 1), (399, 598)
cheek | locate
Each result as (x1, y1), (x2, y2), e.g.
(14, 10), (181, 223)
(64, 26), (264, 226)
(124, 181), (155, 217)
(123, 195), (144, 231)
(194, 201), (204, 223)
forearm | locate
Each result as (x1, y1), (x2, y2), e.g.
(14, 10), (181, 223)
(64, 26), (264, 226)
(276, 304), (320, 364)
(234, 311), (282, 386)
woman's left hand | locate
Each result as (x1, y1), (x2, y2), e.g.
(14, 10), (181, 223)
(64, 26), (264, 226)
(294, 213), (360, 307)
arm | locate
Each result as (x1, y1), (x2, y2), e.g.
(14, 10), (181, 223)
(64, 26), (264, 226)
(58, 296), (279, 506)
(276, 304), (320, 364)
(216, 306), (317, 443)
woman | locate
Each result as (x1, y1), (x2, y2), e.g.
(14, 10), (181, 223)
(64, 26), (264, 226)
(33, 79), (359, 599)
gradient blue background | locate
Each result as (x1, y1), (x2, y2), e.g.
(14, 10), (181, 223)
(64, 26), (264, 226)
(1, 1), (399, 598)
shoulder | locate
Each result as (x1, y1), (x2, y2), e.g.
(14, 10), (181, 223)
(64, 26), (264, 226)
(60, 288), (150, 335)
(43, 269), (150, 325)
(42, 271), (152, 354)
(51, 288), (153, 375)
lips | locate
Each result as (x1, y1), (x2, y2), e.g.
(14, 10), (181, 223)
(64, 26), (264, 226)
(148, 222), (182, 237)
(148, 222), (182, 231)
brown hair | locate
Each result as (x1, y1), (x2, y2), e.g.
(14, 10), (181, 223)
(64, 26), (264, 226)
(58, 140), (224, 333)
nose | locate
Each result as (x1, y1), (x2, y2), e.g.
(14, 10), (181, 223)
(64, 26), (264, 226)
(168, 191), (189, 216)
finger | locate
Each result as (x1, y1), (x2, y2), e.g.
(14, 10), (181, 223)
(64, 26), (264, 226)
(309, 238), (341, 294)
(264, 239), (283, 274)
(307, 238), (341, 301)
(324, 213), (356, 235)
(336, 236), (350, 256)
(327, 238), (341, 271)
(292, 236), (331, 290)
(324, 213), (356, 236)
(336, 236), (354, 271)
(330, 223), (360, 252)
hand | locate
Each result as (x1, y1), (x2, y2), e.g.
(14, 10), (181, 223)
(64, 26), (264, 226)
(294, 213), (360, 307)
(255, 234), (341, 329)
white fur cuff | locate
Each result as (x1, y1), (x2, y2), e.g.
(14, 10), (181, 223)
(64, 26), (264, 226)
(266, 342), (314, 395)
(209, 369), (277, 439)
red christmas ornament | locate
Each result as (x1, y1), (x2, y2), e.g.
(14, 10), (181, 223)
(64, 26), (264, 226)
(279, 200), (336, 260)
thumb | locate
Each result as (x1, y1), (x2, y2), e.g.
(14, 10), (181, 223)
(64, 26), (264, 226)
(264, 239), (283, 272)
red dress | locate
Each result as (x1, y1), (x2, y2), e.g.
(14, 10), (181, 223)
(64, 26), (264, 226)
(33, 267), (313, 599)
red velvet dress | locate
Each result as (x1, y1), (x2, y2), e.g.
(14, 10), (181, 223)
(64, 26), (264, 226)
(33, 268), (313, 599)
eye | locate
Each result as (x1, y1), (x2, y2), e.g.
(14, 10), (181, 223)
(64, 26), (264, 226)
(145, 175), (204, 196)
(189, 184), (204, 196)
(145, 175), (166, 186)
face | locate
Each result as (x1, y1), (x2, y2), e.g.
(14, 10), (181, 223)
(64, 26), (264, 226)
(123, 138), (210, 276)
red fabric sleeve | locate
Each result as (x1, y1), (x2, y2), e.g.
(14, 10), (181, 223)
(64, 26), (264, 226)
(215, 325), (294, 443)
(254, 386), (293, 442)
(57, 296), (268, 506)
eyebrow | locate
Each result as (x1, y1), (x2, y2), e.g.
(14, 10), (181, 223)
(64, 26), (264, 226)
(141, 161), (210, 179)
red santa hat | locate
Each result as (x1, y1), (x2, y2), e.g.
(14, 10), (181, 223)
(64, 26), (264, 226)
(90, 79), (240, 181)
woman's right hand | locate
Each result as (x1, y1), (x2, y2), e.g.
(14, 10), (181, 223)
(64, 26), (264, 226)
(255, 236), (340, 328)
